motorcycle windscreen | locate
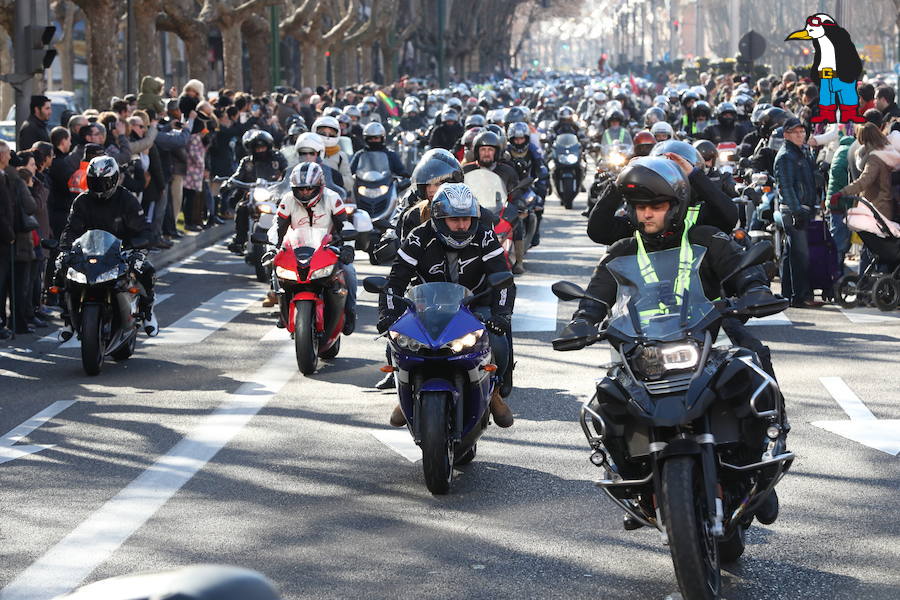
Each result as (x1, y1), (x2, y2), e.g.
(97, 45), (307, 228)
(406, 282), (470, 340)
(338, 136), (354, 157)
(464, 169), (507, 212)
(605, 245), (716, 342)
(356, 151), (391, 182)
(554, 133), (581, 155)
(74, 229), (122, 257)
(282, 225), (330, 251)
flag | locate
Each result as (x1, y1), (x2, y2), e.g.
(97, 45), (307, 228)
(375, 90), (400, 117)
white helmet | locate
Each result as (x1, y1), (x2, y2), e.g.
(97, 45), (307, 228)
(295, 132), (325, 158)
(312, 116), (340, 147)
(650, 121), (675, 140)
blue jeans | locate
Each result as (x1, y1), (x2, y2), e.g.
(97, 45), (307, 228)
(781, 221), (810, 303)
(819, 77), (858, 107)
(471, 304), (510, 383)
(342, 262), (357, 315)
(828, 212), (850, 272)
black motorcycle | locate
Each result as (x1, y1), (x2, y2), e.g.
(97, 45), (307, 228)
(552, 242), (792, 600)
(550, 133), (583, 209)
(352, 151), (410, 264)
(57, 230), (151, 376)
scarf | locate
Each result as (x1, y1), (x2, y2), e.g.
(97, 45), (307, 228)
(324, 145), (340, 157)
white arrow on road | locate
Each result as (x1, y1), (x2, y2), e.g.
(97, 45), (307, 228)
(0, 400), (77, 465)
(812, 377), (900, 457)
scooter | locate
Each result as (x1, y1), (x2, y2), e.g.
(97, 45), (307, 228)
(363, 272), (514, 494)
(220, 176), (284, 282)
(551, 133), (583, 209)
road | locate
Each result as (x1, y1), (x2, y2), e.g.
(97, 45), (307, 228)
(1, 191), (899, 600)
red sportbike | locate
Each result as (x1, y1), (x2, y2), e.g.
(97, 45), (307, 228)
(269, 226), (350, 374)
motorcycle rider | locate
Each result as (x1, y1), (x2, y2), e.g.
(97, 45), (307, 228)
(601, 110), (632, 151)
(377, 182), (516, 428)
(57, 156), (158, 339)
(274, 162), (357, 335)
(313, 116), (353, 192)
(690, 100), (713, 136)
(702, 102), (751, 144)
(693, 139), (738, 198)
(650, 121), (675, 143)
(226, 130), (288, 254)
(350, 122), (410, 179)
(508, 121), (550, 246)
(558, 157), (785, 526)
(549, 106), (581, 139)
(632, 129), (656, 157)
(428, 108), (464, 151)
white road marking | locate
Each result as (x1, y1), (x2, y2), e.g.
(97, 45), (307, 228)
(512, 278), (558, 332)
(48, 294), (174, 348)
(370, 429), (421, 463)
(261, 327), (290, 341)
(747, 313), (792, 326)
(155, 244), (220, 278)
(839, 307), (900, 324)
(0, 345), (296, 600)
(812, 377), (900, 457)
(144, 289), (258, 345)
(0, 401), (77, 465)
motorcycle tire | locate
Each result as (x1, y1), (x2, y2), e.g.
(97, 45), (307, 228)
(717, 524), (747, 564)
(835, 274), (860, 309)
(295, 300), (319, 375)
(110, 331), (136, 361)
(420, 391), (453, 495)
(248, 243), (266, 282)
(453, 444), (476, 466)
(80, 304), (105, 376)
(661, 456), (720, 600)
(563, 194), (574, 210)
(320, 336), (340, 359)
(873, 277), (900, 312)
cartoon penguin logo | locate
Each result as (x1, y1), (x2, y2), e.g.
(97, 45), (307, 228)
(785, 14), (864, 124)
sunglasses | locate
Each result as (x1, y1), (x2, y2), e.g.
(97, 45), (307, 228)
(805, 16), (834, 27)
(298, 150), (318, 156)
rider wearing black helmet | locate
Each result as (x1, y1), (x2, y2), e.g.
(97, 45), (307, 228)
(702, 102), (750, 144)
(378, 182), (516, 428)
(750, 107), (791, 174)
(226, 129), (288, 253)
(428, 108), (464, 151)
(680, 90), (700, 133)
(58, 156), (157, 339)
(508, 121), (550, 246)
(693, 139), (737, 198)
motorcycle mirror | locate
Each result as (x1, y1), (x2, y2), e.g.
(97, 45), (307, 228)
(552, 336), (588, 351)
(371, 241), (398, 265)
(397, 178), (411, 191)
(40, 238), (59, 251)
(488, 271), (514, 289)
(739, 157), (751, 169)
(250, 231), (271, 245)
(340, 229), (358, 242)
(723, 241), (775, 282)
(363, 276), (387, 294)
(551, 280), (588, 301)
(130, 237), (150, 250)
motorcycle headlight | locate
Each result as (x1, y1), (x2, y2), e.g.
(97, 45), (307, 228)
(253, 188), (273, 202)
(257, 203), (274, 214)
(403, 131), (417, 143)
(345, 204), (356, 215)
(66, 267), (87, 283)
(718, 151), (733, 164)
(94, 266), (121, 283)
(310, 265), (335, 279)
(275, 265), (297, 281)
(358, 185), (389, 198)
(560, 153), (578, 165)
(390, 330), (424, 352)
(608, 151), (625, 166)
(631, 341), (700, 380)
(442, 329), (484, 353)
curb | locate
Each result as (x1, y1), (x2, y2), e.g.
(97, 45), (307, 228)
(151, 223), (232, 271)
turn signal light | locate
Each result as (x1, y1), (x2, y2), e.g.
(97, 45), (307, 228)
(733, 229), (747, 241)
(481, 364), (498, 372)
(48, 286), (59, 294)
(380, 365), (395, 373)
(128, 286), (140, 294)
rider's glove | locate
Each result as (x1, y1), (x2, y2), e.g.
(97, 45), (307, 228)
(339, 245), (355, 264)
(377, 312), (402, 334)
(484, 314), (511, 336)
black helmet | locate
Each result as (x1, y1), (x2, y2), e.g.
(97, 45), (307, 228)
(473, 130), (502, 167)
(643, 107), (666, 128)
(605, 110), (625, 127)
(410, 148), (463, 200)
(680, 90), (699, 107)
(692, 139), (717, 165)
(715, 101), (738, 127)
(758, 107), (790, 137)
(505, 106), (527, 123)
(750, 103), (772, 126)
(464, 113), (486, 130)
(692, 101), (712, 120)
(484, 124), (506, 152)
(242, 129), (274, 154)
(507, 121), (530, 152)
(86, 156), (120, 200)
(616, 157), (690, 235)
(650, 139), (703, 169)
(430, 183), (480, 249)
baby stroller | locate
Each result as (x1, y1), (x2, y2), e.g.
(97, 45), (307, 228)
(836, 196), (900, 311)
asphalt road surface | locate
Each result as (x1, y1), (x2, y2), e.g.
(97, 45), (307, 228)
(1, 190), (899, 600)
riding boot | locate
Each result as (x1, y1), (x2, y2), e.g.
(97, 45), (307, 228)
(489, 388), (514, 428)
(512, 240), (526, 274)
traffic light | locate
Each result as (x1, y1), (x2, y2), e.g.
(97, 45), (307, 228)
(672, 19), (680, 32)
(24, 25), (56, 74)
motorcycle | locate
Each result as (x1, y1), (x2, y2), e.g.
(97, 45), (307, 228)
(352, 150), (411, 264)
(587, 141), (630, 213)
(464, 168), (514, 268)
(363, 272), (514, 494)
(53, 231), (151, 376)
(221, 177), (284, 283)
(551, 133), (583, 209)
(716, 142), (738, 175)
(394, 128), (426, 172)
(254, 226), (354, 375)
(552, 242), (792, 600)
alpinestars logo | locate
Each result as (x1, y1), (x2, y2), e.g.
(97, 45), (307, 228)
(481, 230), (494, 247)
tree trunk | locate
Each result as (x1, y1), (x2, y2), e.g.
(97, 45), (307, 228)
(134, 0), (163, 80)
(360, 45), (373, 83)
(159, 0), (211, 83)
(382, 38), (398, 84)
(73, 0), (119, 108)
(301, 40), (318, 89)
(332, 47), (347, 88)
(242, 15), (271, 94)
(220, 23), (244, 90)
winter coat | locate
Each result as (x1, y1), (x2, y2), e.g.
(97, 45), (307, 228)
(826, 136), (855, 209)
(841, 146), (900, 220)
(18, 114), (50, 149)
(0, 171), (13, 244)
(184, 133), (206, 192)
(6, 167), (36, 262)
(137, 76), (165, 115)
(774, 140), (817, 212)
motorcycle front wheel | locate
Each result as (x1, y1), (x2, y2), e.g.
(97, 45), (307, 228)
(80, 304), (105, 376)
(661, 456), (720, 600)
(294, 300), (319, 375)
(420, 391), (453, 495)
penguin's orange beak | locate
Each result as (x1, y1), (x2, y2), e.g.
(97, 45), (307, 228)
(785, 29), (812, 41)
